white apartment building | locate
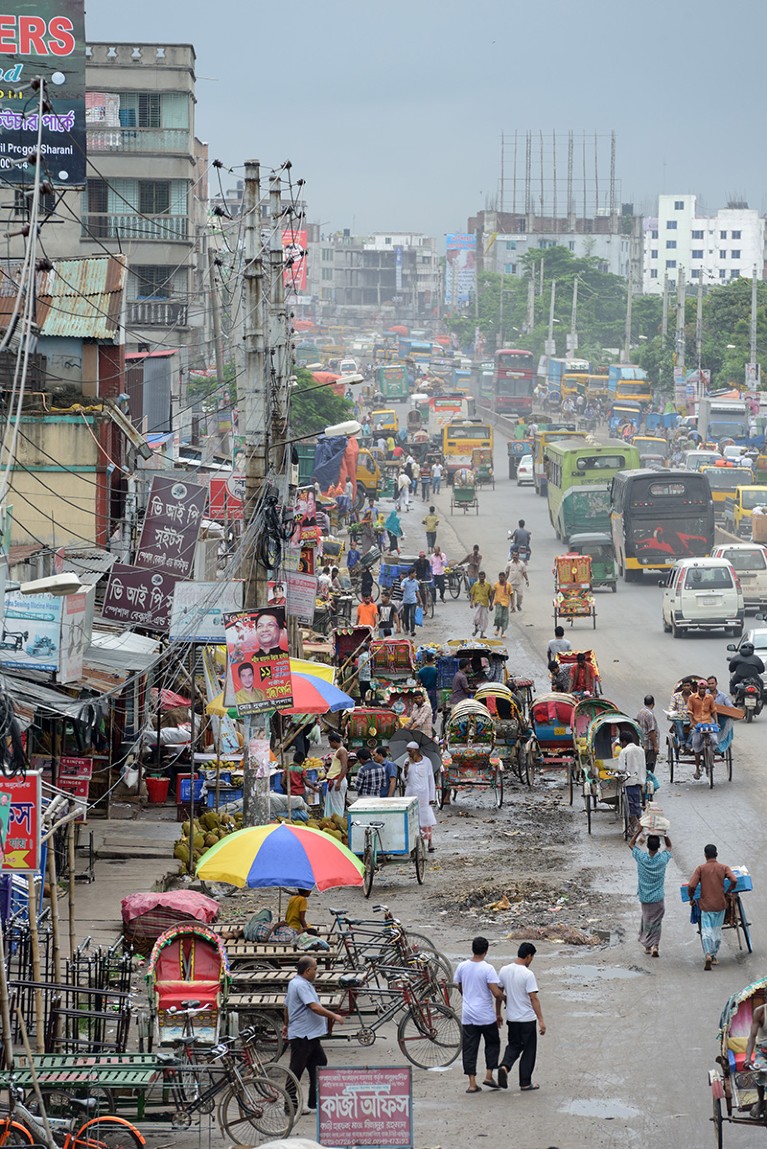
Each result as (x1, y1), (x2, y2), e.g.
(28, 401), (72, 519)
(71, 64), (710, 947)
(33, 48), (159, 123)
(643, 194), (765, 293)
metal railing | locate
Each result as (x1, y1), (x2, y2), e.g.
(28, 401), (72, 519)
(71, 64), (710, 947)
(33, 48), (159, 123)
(126, 299), (189, 327)
(83, 212), (189, 242)
(86, 125), (190, 154)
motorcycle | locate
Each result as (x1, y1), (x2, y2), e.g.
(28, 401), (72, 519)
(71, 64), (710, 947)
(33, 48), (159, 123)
(733, 676), (764, 723)
(507, 531), (531, 563)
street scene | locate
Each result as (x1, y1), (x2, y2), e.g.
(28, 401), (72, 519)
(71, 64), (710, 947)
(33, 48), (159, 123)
(0, 2), (763, 1149)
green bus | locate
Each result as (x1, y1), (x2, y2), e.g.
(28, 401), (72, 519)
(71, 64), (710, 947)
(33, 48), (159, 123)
(545, 439), (641, 543)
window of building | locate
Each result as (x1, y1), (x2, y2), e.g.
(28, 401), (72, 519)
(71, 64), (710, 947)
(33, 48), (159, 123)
(731, 270), (740, 279)
(690, 269), (700, 278)
(666, 240), (677, 249)
(568, 241), (575, 251)
(720, 230), (727, 239)
(692, 249), (703, 259)
(666, 260), (677, 268)
(133, 265), (175, 299)
(732, 249), (741, 259)
(665, 220), (677, 229)
(674, 200), (685, 210)
(504, 263), (516, 274)
(692, 229), (704, 239)
(650, 249), (658, 259)
(651, 229), (658, 240)
(505, 240), (516, 250)
(322, 248), (333, 262)
(732, 230), (742, 239)
(719, 270), (727, 279)
(650, 269), (658, 279)
(13, 188), (55, 216)
(137, 92), (161, 128)
(321, 267), (333, 281)
(87, 178), (109, 213)
(138, 180), (170, 215)
(720, 250), (726, 260)
(384, 237), (392, 245)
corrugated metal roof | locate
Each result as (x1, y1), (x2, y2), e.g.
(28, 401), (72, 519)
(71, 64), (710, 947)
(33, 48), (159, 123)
(0, 255), (126, 341)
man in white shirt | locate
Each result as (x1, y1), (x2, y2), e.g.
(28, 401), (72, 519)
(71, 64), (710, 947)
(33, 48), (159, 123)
(454, 936), (504, 1093)
(546, 626), (571, 663)
(505, 552), (529, 612)
(497, 942), (546, 1091)
(431, 461), (443, 494)
(618, 731), (646, 828)
(397, 470), (411, 511)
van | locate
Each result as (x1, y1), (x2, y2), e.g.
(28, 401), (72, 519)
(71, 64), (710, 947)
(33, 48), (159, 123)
(683, 449), (721, 472)
(710, 544), (767, 611)
(660, 557), (744, 638)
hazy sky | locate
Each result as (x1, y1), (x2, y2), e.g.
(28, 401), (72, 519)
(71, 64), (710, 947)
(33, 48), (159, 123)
(87, 0), (767, 239)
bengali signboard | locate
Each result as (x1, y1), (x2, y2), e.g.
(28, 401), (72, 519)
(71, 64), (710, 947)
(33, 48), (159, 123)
(282, 228), (307, 293)
(0, 772), (41, 872)
(287, 571), (317, 625)
(169, 580), (244, 643)
(223, 608), (292, 715)
(317, 1067), (412, 1149)
(102, 564), (177, 632)
(135, 476), (207, 579)
(0, 2), (86, 186)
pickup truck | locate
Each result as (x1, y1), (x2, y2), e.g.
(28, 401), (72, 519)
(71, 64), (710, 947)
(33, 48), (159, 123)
(723, 486), (767, 538)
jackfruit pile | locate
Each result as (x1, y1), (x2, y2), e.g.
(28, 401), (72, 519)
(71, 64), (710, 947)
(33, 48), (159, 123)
(172, 809), (349, 874)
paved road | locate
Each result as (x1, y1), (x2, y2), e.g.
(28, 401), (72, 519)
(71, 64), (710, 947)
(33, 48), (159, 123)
(394, 430), (764, 1147)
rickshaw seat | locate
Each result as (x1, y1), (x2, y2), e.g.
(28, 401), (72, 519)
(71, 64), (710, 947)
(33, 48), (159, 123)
(155, 980), (222, 1010)
(727, 999), (757, 1071)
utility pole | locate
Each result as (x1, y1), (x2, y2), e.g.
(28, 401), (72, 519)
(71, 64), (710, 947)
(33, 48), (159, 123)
(208, 246), (227, 456)
(545, 279), (556, 357)
(498, 273), (504, 349)
(525, 266), (535, 332)
(750, 266), (759, 386)
(695, 274), (704, 370)
(661, 275), (670, 344)
(568, 277), (578, 353)
(675, 266), (686, 374)
(622, 267), (633, 363)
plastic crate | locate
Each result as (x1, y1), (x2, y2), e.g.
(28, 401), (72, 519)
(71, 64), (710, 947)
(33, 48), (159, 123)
(680, 868), (753, 903)
(177, 775), (204, 803)
(437, 657), (460, 689)
(207, 787), (243, 808)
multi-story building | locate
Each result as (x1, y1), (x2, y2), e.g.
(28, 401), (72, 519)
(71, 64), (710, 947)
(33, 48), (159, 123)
(317, 232), (441, 323)
(642, 194), (765, 293)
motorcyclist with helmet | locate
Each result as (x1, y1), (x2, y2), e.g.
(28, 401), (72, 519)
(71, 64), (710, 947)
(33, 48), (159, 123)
(729, 641), (766, 696)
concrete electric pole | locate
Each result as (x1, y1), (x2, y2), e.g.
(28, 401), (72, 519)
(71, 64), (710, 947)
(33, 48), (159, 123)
(622, 268), (633, 363)
(675, 266), (686, 374)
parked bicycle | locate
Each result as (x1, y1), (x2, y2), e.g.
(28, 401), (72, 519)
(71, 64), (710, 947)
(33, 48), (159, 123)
(445, 565), (470, 599)
(0, 1082), (145, 1148)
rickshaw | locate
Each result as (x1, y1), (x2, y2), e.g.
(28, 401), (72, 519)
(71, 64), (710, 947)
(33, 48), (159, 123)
(572, 697), (621, 797)
(567, 533), (617, 592)
(665, 673), (734, 788)
(439, 699), (503, 808)
(529, 692), (577, 800)
(344, 707), (400, 752)
(507, 439), (533, 480)
(450, 467), (478, 515)
(553, 552), (597, 629)
(557, 648), (602, 696)
(581, 712), (643, 836)
(474, 682), (532, 785)
(146, 922), (231, 1048)
(333, 625), (374, 690)
(710, 975), (766, 1144)
(471, 447), (495, 489)
(434, 639), (510, 728)
(369, 637), (416, 690)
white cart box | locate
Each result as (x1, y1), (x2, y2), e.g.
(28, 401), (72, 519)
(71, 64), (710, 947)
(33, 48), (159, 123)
(347, 797), (419, 856)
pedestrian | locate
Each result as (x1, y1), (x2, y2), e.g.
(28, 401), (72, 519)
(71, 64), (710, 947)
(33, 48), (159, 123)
(492, 571), (512, 638)
(396, 470), (411, 512)
(635, 695), (660, 771)
(355, 594), (378, 631)
(357, 648), (372, 702)
(454, 937), (504, 1094)
(546, 626), (571, 662)
(372, 745), (398, 797)
(420, 469), (431, 500)
(497, 943), (546, 1092)
(417, 651), (439, 719)
(469, 571), (493, 638)
(431, 460), (443, 494)
(450, 659), (473, 706)
(403, 741), (437, 850)
(323, 732), (349, 818)
(687, 845), (737, 970)
(628, 823), (673, 958)
(378, 590), (400, 637)
(505, 551), (529, 612)
(461, 545), (482, 588)
(400, 570), (421, 637)
(284, 956), (345, 1115)
(617, 730), (645, 829)
(422, 505), (440, 550)
(384, 508), (403, 553)
(412, 459), (421, 493)
(430, 545), (447, 601)
(354, 748), (387, 797)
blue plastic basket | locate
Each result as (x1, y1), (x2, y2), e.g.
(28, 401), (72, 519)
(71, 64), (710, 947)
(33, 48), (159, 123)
(178, 776), (204, 803)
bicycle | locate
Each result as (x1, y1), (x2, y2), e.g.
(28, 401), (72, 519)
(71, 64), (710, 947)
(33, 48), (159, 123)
(0, 1083), (144, 1148)
(445, 565), (470, 600)
(354, 820), (425, 899)
(417, 580), (435, 619)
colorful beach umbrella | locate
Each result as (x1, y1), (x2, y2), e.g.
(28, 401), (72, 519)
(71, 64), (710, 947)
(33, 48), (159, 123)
(282, 672), (354, 715)
(196, 823), (364, 890)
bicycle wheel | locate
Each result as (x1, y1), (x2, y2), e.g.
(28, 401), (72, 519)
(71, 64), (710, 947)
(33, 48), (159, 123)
(238, 1010), (285, 1061)
(218, 1078), (293, 1142)
(737, 896), (753, 954)
(0, 1119), (33, 1146)
(414, 836), (426, 884)
(363, 842), (375, 898)
(255, 1063), (304, 1116)
(397, 1003), (461, 1069)
(448, 573), (461, 599)
(705, 740), (715, 789)
(70, 1116), (144, 1149)
(494, 770), (503, 808)
(355, 581), (380, 603)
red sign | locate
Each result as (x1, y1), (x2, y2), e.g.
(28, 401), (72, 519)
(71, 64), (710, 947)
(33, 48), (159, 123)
(209, 476), (243, 522)
(223, 608), (293, 715)
(317, 1067), (412, 1149)
(282, 228), (307, 293)
(57, 774), (89, 822)
(59, 756), (93, 779)
(135, 476), (207, 579)
(0, 773), (42, 873)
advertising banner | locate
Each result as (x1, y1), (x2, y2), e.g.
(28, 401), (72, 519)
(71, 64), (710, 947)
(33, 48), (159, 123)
(0, 772), (41, 872)
(287, 571), (317, 625)
(0, 1), (87, 187)
(223, 608), (293, 715)
(317, 1067), (413, 1149)
(169, 580), (244, 643)
(58, 589), (88, 683)
(135, 476), (207, 579)
(445, 234), (477, 307)
(282, 229), (307, 293)
(209, 476), (243, 522)
(0, 590), (62, 673)
(102, 564), (178, 632)
(291, 486), (321, 546)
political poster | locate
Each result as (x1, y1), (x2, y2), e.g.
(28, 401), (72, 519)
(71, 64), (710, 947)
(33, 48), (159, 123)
(282, 228), (307, 293)
(287, 572), (317, 625)
(135, 476), (207, 580)
(317, 1067), (413, 1149)
(291, 486), (321, 546)
(223, 608), (292, 715)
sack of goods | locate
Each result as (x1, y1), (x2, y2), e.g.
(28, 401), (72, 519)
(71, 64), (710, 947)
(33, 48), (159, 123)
(639, 802), (670, 833)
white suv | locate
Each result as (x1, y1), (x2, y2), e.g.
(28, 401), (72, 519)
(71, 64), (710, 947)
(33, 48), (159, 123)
(660, 557), (744, 638)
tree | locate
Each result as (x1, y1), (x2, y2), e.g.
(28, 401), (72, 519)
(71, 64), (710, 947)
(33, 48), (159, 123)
(290, 367), (353, 439)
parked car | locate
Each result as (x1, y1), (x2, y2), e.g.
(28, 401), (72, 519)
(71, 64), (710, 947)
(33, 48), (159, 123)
(516, 455), (534, 486)
(660, 557), (744, 638)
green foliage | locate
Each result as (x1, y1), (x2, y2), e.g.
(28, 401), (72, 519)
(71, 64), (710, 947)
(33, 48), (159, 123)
(290, 367), (353, 439)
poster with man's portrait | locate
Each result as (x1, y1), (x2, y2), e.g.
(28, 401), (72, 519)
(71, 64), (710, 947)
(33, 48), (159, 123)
(223, 608), (292, 715)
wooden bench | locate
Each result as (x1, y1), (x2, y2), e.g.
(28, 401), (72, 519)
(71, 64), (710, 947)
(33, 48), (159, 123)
(0, 1054), (160, 1120)
(229, 991), (344, 1012)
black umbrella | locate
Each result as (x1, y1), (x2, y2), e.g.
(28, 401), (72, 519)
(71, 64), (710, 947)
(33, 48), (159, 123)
(389, 729), (442, 776)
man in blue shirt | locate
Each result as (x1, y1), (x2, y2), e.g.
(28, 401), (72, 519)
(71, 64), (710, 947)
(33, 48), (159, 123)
(284, 956), (345, 1113)
(346, 544), (361, 572)
(373, 745), (399, 797)
(400, 571), (421, 636)
(628, 824), (673, 959)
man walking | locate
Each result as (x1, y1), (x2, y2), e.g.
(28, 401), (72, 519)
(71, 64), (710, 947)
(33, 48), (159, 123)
(430, 546), (448, 602)
(284, 956), (345, 1113)
(635, 695), (660, 771)
(628, 823), (672, 958)
(497, 943), (545, 1092)
(431, 460), (443, 494)
(396, 470), (411, 512)
(423, 506), (440, 550)
(469, 571), (493, 638)
(505, 551), (529, 612)
(688, 845), (737, 970)
(617, 730), (646, 828)
(546, 626), (571, 662)
(454, 936), (504, 1093)
(400, 570), (421, 637)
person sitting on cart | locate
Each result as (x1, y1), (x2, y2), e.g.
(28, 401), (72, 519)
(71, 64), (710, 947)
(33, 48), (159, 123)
(668, 682), (694, 750)
(617, 731), (646, 829)
(567, 652), (596, 695)
(745, 1003), (767, 1118)
(687, 679), (718, 781)
(548, 659), (571, 693)
(414, 551), (432, 586)
(450, 660), (474, 707)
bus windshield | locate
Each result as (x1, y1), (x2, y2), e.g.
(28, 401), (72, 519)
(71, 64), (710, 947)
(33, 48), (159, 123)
(496, 351), (534, 375)
(445, 423), (492, 442)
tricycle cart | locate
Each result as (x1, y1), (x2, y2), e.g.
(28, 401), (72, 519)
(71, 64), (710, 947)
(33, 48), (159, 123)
(369, 637), (416, 689)
(434, 640), (510, 732)
(507, 439), (532, 480)
(557, 648), (602, 696)
(664, 673), (735, 787)
(529, 692), (577, 801)
(450, 467), (478, 515)
(474, 682), (532, 785)
(553, 552), (597, 628)
(568, 533), (617, 592)
(710, 975), (766, 1144)
(683, 865), (753, 960)
(581, 712), (643, 837)
(471, 447), (495, 489)
(440, 699), (503, 808)
(572, 696), (621, 793)
(347, 796), (426, 897)
(344, 706), (400, 752)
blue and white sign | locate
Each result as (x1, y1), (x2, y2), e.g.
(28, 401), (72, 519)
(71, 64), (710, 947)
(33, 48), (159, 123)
(169, 581), (244, 644)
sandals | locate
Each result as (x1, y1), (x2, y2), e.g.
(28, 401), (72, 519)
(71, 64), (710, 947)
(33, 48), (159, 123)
(520, 1083), (540, 1091)
(466, 1086), (482, 1094)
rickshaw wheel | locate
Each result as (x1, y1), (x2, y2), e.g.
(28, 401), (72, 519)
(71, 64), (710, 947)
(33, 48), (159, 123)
(712, 1095), (723, 1148)
(584, 788), (592, 834)
(667, 737), (676, 784)
(567, 761), (574, 806)
(611, 582), (617, 592)
(414, 836), (426, 884)
(736, 895), (753, 953)
(494, 771), (503, 808)
(726, 747), (733, 781)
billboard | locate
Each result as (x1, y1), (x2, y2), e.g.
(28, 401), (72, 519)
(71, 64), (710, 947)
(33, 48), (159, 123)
(317, 1067), (413, 1149)
(102, 564), (178, 632)
(223, 608), (292, 716)
(0, 590), (62, 673)
(169, 580), (244, 643)
(0, 2), (86, 186)
(135, 476), (207, 580)
(0, 772), (41, 872)
(282, 229), (307, 293)
(445, 234), (477, 307)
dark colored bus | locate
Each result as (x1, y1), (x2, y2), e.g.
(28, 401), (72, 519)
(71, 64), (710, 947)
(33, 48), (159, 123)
(494, 349), (535, 416)
(610, 469), (714, 582)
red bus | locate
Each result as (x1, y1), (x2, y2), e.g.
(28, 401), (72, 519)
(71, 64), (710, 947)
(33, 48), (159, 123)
(494, 348), (535, 415)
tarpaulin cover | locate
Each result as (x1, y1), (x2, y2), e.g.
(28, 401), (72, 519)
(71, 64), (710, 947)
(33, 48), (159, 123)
(121, 890), (220, 925)
(341, 436), (359, 497)
(313, 436), (348, 491)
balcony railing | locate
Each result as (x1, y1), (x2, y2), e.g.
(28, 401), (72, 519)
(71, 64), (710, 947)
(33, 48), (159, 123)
(86, 126), (190, 154)
(126, 300), (189, 327)
(83, 213), (189, 243)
